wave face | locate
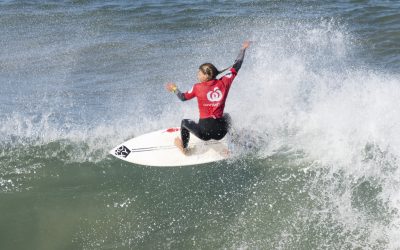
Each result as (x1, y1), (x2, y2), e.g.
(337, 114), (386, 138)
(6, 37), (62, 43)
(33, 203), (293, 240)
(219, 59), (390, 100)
(1, 1), (400, 249)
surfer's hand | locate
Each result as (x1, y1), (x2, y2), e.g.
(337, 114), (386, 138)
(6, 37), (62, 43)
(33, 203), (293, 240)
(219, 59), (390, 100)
(166, 83), (177, 93)
(242, 40), (251, 49)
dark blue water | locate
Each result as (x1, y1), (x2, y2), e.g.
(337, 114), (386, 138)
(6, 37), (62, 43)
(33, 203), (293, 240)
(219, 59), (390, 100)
(1, 1), (400, 249)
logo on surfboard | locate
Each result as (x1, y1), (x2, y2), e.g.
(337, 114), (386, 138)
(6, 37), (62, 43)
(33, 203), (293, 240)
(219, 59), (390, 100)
(115, 145), (131, 158)
(206, 87), (223, 102)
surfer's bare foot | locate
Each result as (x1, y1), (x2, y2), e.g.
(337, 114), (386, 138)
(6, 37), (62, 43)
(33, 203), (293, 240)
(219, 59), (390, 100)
(222, 149), (230, 157)
(174, 137), (188, 155)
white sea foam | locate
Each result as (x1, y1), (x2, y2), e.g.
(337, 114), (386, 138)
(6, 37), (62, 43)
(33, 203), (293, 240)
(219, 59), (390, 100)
(222, 20), (400, 248)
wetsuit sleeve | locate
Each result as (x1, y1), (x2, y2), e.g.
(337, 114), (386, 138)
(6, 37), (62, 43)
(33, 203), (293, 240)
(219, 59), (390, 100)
(174, 85), (196, 101)
(175, 89), (187, 101)
(183, 85), (196, 100)
(232, 48), (246, 72)
(220, 47), (246, 87)
(174, 86), (196, 102)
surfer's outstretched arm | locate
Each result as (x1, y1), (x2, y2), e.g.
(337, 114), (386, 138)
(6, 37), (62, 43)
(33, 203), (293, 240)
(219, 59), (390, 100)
(166, 83), (187, 101)
(174, 88), (186, 101)
(232, 41), (250, 72)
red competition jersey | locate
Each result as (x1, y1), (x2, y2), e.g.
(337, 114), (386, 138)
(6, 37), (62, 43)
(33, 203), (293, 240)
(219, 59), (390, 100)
(183, 68), (237, 119)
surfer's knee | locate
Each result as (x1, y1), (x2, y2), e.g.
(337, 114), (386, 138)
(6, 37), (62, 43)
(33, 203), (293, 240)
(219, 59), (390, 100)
(181, 119), (195, 129)
(181, 119), (189, 127)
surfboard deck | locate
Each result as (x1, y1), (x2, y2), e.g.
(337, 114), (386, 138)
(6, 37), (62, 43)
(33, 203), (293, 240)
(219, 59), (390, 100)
(109, 127), (229, 167)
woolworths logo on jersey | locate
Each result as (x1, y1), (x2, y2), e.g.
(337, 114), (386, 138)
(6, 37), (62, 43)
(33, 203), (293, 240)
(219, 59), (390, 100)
(207, 87), (223, 102)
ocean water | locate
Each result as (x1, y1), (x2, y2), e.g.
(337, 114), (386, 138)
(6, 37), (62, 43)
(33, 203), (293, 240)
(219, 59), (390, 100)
(1, 0), (400, 249)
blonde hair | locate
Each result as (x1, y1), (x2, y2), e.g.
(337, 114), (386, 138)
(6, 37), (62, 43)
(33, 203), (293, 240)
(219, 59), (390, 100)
(199, 63), (231, 81)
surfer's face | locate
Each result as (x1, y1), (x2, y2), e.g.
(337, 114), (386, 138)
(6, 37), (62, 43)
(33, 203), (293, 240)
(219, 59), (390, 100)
(197, 69), (209, 82)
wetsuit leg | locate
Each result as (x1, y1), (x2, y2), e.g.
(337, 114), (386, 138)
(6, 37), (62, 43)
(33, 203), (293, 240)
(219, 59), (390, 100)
(199, 114), (232, 141)
(181, 119), (203, 148)
(181, 114), (232, 148)
(212, 117), (229, 140)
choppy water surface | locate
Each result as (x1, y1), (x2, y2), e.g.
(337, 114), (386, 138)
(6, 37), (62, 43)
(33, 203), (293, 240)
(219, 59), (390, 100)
(1, 1), (400, 249)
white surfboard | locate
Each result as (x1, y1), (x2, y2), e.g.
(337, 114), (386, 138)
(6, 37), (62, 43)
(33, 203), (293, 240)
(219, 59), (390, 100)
(109, 127), (229, 167)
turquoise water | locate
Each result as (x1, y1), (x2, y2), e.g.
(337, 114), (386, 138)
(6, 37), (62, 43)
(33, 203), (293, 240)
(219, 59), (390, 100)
(1, 1), (400, 249)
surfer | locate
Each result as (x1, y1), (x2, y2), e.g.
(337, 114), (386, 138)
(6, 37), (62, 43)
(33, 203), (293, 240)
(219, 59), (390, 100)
(166, 41), (250, 154)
